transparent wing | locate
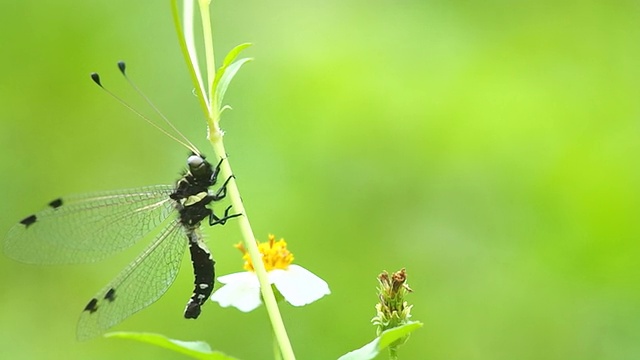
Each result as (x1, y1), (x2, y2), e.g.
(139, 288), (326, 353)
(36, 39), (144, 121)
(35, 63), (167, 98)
(76, 220), (187, 341)
(3, 185), (176, 264)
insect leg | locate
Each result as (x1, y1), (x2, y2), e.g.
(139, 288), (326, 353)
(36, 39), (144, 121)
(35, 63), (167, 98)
(210, 175), (235, 201)
(209, 157), (225, 184)
(208, 205), (242, 226)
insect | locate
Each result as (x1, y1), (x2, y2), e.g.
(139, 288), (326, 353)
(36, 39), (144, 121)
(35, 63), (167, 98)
(2, 62), (240, 340)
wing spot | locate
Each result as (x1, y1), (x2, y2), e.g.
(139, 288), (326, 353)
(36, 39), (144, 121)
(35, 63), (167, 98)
(20, 214), (37, 227)
(104, 288), (116, 302)
(84, 298), (99, 313)
(48, 198), (63, 209)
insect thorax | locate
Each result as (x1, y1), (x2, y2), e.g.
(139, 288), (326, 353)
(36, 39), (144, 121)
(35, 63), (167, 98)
(171, 157), (217, 228)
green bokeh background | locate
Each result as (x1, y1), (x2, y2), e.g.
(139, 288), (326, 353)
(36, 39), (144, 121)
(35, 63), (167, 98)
(1, 1), (639, 359)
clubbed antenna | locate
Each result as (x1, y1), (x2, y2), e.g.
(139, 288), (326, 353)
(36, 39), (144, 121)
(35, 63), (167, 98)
(90, 63), (201, 155)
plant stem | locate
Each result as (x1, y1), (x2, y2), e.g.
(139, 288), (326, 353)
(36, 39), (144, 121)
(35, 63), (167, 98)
(273, 330), (283, 360)
(197, 0), (216, 102)
(173, 1), (296, 359)
(210, 139), (296, 360)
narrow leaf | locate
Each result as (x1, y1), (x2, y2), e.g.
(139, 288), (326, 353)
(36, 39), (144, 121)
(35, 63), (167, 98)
(337, 322), (423, 360)
(211, 43), (253, 109)
(105, 332), (238, 360)
(222, 43), (252, 68)
(215, 57), (253, 110)
(171, 0), (210, 118)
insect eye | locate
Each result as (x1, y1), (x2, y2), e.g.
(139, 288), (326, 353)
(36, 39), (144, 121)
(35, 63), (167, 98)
(187, 155), (204, 168)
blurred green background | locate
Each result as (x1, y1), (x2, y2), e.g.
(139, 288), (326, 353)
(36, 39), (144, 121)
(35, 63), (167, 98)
(1, 1), (639, 359)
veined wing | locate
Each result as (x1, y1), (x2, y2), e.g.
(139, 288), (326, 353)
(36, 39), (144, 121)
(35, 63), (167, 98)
(76, 219), (186, 341)
(3, 185), (176, 264)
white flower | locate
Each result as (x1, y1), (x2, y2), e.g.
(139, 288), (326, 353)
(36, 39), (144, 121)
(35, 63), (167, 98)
(210, 235), (330, 312)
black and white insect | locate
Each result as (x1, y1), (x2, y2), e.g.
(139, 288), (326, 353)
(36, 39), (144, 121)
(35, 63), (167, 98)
(2, 62), (240, 340)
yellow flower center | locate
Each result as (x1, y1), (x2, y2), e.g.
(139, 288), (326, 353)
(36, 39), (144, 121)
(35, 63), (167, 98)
(235, 234), (294, 272)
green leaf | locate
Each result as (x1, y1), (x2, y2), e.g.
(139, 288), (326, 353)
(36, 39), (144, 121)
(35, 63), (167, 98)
(211, 43), (253, 112)
(214, 57), (253, 110)
(170, 0), (210, 122)
(221, 43), (252, 68)
(219, 105), (233, 115)
(337, 322), (423, 360)
(105, 332), (239, 360)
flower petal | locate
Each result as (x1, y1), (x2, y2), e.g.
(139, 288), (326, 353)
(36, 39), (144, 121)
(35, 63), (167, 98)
(215, 271), (254, 285)
(210, 272), (261, 312)
(270, 265), (330, 307)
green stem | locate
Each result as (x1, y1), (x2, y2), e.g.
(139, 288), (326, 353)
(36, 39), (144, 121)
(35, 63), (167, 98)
(197, 0), (216, 103)
(210, 139), (296, 360)
(273, 330), (283, 360)
(172, 1), (296, 359)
